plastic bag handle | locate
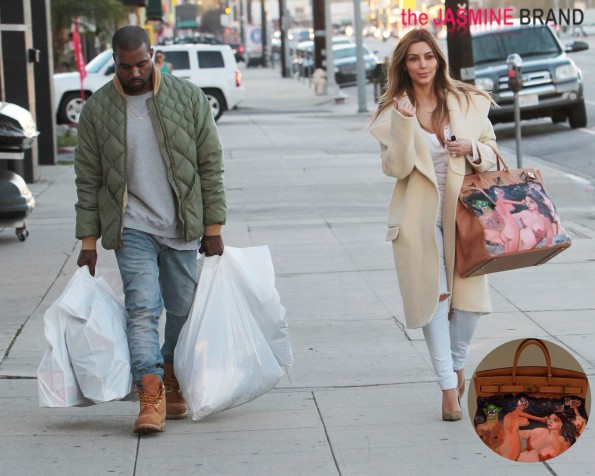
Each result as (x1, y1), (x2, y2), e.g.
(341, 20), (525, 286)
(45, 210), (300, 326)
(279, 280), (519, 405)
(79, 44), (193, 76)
(512, 339), (553, 386)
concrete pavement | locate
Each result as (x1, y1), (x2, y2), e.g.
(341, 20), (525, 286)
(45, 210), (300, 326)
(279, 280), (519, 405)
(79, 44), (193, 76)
(1, 66), (594, 475)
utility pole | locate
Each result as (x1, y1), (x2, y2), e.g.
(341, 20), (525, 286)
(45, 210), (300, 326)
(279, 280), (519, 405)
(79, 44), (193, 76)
(324, 0), (336, 95)
(282, 6), (291, 77)
(312, 0), (325, 70)
(260, 0), (267, 66)
(445, 0), (474, 83)
(278, 0), (288, 77)
(354, 0), (367, 112)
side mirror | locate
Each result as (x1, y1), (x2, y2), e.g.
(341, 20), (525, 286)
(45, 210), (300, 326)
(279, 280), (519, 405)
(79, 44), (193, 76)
(565, 40), (589, 53)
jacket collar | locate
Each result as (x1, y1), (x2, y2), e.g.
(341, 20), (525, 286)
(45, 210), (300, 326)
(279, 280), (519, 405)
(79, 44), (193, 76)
(112, 65), (162, 97)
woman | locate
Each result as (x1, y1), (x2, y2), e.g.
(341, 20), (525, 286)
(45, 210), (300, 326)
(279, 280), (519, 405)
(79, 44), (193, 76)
(491, 186), (523, 253)
(566, 398), (587, 436)
(517, 412), (577, 462)
(368, 29), (498, 421)
(471, 199), (505, 255)
(494, 396), (547, 461)
(527, 181), (562, 235)
(512, 192), (555, 251)
(155, 50), (173, 74)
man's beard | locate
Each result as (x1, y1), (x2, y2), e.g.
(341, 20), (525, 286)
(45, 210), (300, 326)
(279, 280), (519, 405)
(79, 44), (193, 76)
(118, 73), (150, 95)
(124, 79), (146, 94)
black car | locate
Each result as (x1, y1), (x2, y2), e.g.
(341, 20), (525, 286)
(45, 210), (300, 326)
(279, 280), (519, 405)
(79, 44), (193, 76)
(473, 24), (589, 128)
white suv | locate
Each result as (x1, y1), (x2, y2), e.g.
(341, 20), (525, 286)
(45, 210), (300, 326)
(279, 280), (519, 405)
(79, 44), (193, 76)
(54, 44), (245, 123)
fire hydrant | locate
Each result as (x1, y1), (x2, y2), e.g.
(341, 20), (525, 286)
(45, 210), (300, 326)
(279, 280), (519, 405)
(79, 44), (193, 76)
(312, 68), (326, 95)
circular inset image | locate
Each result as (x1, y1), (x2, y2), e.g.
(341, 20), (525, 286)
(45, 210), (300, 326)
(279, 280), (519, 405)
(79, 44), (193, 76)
(469, 338), (590, 463)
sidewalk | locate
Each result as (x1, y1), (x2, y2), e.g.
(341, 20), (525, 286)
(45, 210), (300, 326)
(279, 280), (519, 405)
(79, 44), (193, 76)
(1, 67), (594, 475)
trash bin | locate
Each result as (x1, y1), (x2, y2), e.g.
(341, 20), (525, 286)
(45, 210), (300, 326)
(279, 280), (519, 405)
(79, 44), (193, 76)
(0, 102), (39, 241)
(371, 61), (388, 103)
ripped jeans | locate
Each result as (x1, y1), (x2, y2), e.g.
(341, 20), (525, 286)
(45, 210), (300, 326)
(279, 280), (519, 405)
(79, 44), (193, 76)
(422, 224), (480, 390)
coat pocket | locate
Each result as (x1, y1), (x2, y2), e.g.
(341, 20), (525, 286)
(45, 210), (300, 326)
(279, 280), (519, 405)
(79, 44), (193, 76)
(385, 225), (400, 241)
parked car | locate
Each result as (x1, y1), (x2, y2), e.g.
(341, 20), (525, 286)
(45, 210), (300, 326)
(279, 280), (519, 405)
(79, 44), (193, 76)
(291, 38), (354, 77)
(332, 44), (379, 84)
(472, 24), (589, 128)
(54, 44), (244, 124)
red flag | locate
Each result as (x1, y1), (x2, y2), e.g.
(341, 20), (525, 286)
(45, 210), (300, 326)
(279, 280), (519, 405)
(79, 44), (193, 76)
(72, 17), (86, 101)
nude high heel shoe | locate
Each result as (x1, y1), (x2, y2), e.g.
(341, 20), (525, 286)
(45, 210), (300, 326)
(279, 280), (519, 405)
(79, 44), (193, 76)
(442, 388), (462, 422)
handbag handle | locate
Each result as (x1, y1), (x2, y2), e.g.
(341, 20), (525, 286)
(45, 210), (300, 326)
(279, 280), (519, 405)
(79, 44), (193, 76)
(488, 144), (509, 172)
(512, 339), (553, 386)
(463, 144), (509, 191)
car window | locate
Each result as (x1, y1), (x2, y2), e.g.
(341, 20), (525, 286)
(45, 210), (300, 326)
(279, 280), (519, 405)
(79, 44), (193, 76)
(334, 47), (356, 59)
(333, 46), (371, 59)
(197, 51), (225, 68)
(164, 51), (190, 69)
(473, 27), (561, 65)
(86, 51), (113, 73)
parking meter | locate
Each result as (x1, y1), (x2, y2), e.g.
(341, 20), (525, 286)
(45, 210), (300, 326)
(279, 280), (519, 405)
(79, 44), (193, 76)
(506, 53), (523, 93)
(506, 53), (523, 168)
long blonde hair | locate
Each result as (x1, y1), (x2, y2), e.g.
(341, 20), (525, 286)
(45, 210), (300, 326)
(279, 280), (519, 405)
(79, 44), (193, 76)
(373, 29), (493, 142)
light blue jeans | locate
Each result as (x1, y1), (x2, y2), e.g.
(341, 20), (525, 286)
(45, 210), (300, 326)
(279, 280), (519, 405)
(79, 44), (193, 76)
(115, 228), (198, 385)
(422, 224), (480, 390)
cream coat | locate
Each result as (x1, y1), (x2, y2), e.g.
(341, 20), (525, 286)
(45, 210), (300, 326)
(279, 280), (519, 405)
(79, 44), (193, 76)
(369, 92), (498, 329)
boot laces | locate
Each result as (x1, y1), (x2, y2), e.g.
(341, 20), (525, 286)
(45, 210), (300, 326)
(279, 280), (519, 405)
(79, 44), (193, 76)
(138, 385), (164, 410)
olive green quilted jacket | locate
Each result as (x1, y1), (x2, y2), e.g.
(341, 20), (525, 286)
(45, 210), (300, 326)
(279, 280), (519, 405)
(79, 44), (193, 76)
(74, 68), (226, 250)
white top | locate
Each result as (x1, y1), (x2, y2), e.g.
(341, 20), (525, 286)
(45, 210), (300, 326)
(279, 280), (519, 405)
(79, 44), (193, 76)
(421, 124), (451, 226)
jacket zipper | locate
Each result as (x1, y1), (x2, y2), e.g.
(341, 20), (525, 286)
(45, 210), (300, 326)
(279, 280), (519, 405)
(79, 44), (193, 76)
(119, 99), (128, 248)
(151, 94), (187, 238)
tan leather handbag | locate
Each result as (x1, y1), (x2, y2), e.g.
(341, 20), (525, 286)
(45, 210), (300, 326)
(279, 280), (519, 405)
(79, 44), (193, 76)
(455, 150), (571, 277)
(474, 339), (589, 399)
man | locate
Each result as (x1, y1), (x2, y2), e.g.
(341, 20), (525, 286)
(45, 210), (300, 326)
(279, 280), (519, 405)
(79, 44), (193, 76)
(74, 25), (226, 434)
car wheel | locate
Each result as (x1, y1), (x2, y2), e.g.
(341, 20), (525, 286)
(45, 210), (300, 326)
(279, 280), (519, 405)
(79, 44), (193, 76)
(202, 89), (226, 121)
(59, 92), (88, 124)
(568, 100), (587, 129)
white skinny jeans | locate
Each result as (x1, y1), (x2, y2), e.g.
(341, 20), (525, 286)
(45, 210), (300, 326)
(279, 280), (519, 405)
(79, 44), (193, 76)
(422, 224), (480, 390)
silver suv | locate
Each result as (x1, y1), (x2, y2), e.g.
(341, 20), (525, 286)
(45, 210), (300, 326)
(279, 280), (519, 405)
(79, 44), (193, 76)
(473, 25), (589, 128)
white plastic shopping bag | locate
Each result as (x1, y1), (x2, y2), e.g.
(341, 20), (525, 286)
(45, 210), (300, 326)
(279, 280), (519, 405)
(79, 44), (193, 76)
(175, 247), (288, 420)
(37, 267), (94, 407)
(37, 266), (133, 407)
(62, 269), (134, 403)
(222, 247), (293, 367)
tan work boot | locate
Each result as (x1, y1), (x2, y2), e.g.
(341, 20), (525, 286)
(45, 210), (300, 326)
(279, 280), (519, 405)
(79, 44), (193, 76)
(133, 374), (166, 433)
(163, 363), (188, 420)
